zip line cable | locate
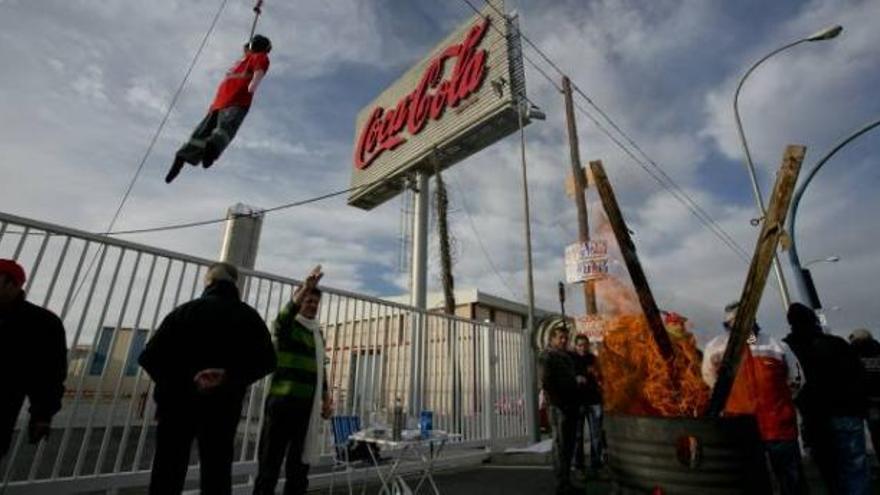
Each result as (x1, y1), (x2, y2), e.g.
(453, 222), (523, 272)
(461, 0), (750, 263)
(68, 0), (231, 306)
(104, 178), (383, 236)
(248, 0), (264, 39)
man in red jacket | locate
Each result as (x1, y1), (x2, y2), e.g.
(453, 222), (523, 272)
(702, 301), (805, 495)
(165, 34), (271, 183)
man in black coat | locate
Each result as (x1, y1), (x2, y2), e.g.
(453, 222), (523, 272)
(570, 334), (604, 472)
(0, 259), (67, 459)
(784, 303), (869, 494)
(539, 326), (579, 495)
(849, 328), (880, 454)
(139, 262), (276, 495)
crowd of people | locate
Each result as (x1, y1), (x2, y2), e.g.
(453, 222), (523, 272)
(540, 300), (880, 495)
(4, 253), (880, 495)
(0, 259), (330, 495)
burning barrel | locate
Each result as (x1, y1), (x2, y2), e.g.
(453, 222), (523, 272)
(605, 414), (771, 494)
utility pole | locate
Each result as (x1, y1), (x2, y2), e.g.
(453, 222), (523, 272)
(562, 76), (597, 316)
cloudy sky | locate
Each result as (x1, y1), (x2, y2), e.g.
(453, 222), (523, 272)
(1, 0), (878, 342)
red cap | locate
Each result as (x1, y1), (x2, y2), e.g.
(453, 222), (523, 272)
(0, 259), (26, 287)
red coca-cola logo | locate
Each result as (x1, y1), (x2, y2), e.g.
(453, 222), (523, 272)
(354, 17), (491, 170)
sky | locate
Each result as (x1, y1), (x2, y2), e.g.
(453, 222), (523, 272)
(0, 0), (878, 344)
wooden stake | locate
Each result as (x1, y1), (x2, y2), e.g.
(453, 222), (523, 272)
(589, 160), (673, 360)
(707, 144), (806, 416)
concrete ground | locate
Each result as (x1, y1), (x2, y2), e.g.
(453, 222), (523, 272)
(307, 463), (613, 495)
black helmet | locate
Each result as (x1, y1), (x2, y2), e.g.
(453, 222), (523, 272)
(249, 34), (272, 53)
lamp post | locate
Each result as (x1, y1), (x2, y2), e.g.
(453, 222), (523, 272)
(788, 117), (880, 320)
(733, 24), (843, 311)
(804, 256), (840, 268)
(518, 97), (545, 443)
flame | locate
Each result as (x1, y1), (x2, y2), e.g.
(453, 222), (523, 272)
(596, 278), (710, 418)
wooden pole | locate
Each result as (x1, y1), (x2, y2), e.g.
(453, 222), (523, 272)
(589, 160), (674, 360)
(562, 76), (598, 316)
(707, 144), (806, 416)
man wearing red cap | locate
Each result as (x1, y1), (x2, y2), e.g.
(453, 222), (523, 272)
(0, 259), (68, 459)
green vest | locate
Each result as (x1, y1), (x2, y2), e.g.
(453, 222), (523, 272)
(268, 301), (320, 399)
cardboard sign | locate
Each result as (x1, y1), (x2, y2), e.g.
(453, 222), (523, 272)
(564, 241), (609, 283)
(576, 314), (606, 342)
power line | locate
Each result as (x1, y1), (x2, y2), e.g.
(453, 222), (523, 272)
(449, 173), (522, 301)
(68, 0), (231, 307)
(105, 177), (390, 236)
(461, 0), (750, 263)
(106, 0), (231, 237)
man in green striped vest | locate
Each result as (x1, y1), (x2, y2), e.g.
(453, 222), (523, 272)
(254, 266), (332, 495)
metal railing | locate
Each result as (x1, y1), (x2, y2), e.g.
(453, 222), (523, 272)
(0, 211), (530, 494)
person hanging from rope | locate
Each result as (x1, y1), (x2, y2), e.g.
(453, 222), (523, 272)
(165, 34), (271, 183)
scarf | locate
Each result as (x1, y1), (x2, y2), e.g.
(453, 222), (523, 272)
(294, 313), (325, 465)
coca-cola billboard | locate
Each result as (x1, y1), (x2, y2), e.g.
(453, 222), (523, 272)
(349, 0), (527, 210)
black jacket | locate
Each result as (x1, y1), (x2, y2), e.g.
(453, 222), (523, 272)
(139, 281), (276, 411)
(784, 329), (866, 420)
(539, 348), (579, 409)
(570, 351), (601, 406)
(851, 338), (880, 405)
(0, 293), (67, 422)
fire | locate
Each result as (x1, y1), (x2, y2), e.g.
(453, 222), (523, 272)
(596, 278), (710, 418)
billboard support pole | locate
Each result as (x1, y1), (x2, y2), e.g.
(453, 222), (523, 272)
(562, 76), (598, 317)
(411, 172), (429, 310)
(409, 171), (430, 414)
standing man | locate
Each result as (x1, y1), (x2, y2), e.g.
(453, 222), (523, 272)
(849, 328), (880, 452)
(539, 326), (579, 495)
(702, 301), (805, 495)
(253, 266), (332, 495)
(139, 262), (276, 495)
(0, 259), (67, 459)
(165, 34), (272, 183)
(571, 334), (604, 473)
(785, 303), (869, 495)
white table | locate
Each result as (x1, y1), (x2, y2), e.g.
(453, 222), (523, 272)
(348, 429), (461, 494)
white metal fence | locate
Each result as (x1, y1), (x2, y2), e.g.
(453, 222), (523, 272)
(0, 211), (531, 494)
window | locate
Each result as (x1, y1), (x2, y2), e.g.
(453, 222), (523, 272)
(88, 327), (114, 376)
(124, 330), (148, 376)
(87, 327), (148, 377)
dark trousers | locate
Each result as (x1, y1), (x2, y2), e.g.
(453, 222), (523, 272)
(867, 406), (880, 455)
(550, 405), (577, 493)
(765, 440), (805, 495)
(148, 401), (241, 495)
(0, 395), (25, 459)
(176, 106), (249, 166)
(806, 416), (870, 495)
(574, 404), (604, 469)
(253, 396), (314, 495)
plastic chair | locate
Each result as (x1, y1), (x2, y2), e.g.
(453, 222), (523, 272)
(328, 415), (366, 495)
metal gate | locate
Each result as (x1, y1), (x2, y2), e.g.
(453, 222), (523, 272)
(0, 211), (531, 494)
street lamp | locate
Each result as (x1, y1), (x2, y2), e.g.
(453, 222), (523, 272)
(518, 96), (545, 443)
(788, 117), (880, 316)
(733, 24), (843, 312)
(804, 256), (840, 268)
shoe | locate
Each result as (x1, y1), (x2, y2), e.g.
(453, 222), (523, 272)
(165, 157), (185, 183)
(202, 142), (218, 169)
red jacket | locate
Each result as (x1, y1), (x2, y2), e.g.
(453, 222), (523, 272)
(210, 51), (270, 111)
(702, 332), (804, 441)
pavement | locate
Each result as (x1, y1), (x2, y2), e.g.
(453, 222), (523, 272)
(307, 463), (613, 495)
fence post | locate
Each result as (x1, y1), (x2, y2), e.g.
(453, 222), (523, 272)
(482, 324), (497, 451)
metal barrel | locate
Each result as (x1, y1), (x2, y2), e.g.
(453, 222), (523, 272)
(605, 414), (772, 495)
